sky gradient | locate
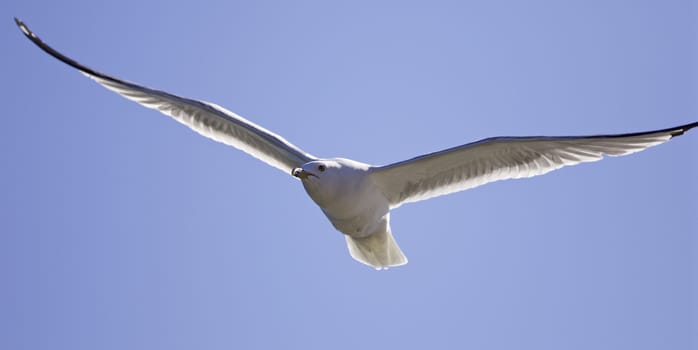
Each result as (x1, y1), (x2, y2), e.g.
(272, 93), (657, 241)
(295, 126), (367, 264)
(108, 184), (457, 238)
(2, 1), (697, 349)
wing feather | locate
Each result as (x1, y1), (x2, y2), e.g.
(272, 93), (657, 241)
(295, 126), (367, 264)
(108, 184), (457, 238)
(16, 18), (316, 174)
(370, 123), (697, 208)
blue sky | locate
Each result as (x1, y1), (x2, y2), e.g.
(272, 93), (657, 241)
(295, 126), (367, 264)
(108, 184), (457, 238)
(2, 1), (696, 349)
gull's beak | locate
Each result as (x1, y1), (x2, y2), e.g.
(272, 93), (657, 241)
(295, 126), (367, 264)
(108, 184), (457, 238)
(292, 168), (316, 180)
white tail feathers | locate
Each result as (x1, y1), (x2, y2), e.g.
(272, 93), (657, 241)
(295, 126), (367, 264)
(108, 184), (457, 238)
(345, 229), (407, 270)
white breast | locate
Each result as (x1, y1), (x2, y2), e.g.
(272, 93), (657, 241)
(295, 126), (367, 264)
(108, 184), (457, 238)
(302, 159), (390, 238)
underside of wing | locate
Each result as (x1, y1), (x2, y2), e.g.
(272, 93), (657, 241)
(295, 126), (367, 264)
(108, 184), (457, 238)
(370, 122), (697, 208)
(15, 18), (316, 174)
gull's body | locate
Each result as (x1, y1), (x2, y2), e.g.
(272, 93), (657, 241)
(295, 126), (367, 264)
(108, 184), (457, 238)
(16, 19), (697, 269)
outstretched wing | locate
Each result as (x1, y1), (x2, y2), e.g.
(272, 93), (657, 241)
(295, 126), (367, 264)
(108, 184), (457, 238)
(370, 123), (697, 208)
(15, 18), (316, 175)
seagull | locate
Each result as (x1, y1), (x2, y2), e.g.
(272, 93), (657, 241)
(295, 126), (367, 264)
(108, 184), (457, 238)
(15, 18), (697, 270)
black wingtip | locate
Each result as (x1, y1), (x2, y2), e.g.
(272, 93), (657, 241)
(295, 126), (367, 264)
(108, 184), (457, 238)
(15, 17), (30, 36)
(669, 121), (698, 138)
(13, 17), (108, 81)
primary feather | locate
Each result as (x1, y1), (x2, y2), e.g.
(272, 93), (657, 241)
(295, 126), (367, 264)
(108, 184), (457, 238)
(15, 18), (316, 175)
(370, 124), (696, 208)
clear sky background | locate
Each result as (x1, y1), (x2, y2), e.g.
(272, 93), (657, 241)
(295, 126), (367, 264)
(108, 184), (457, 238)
(2, 1), (696, 349)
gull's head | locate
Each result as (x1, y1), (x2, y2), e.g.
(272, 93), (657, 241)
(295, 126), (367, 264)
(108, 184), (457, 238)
(292, 158), (371, 208)
(291, 165), (320, 180)
(292, 160), (335, 183)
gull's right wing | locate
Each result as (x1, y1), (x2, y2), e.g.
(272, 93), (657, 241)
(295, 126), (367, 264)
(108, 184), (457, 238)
(370, 123), (697, 209)
(15, 18), (317, 175)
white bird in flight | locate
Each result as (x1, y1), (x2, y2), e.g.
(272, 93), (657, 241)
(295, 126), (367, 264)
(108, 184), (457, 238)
(16, 18), (697, 270)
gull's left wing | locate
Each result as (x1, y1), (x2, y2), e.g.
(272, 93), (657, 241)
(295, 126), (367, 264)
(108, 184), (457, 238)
(15, 18), (316, 175)
(370, 123), (697, 209)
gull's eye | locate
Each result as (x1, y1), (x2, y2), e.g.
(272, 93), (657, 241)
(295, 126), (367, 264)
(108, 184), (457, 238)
(318, 164), (326, 172)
